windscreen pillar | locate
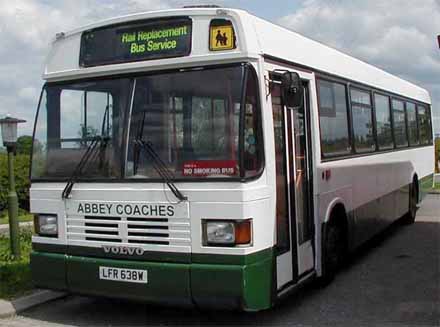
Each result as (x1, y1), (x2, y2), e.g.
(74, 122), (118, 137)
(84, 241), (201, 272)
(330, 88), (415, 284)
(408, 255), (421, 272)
(46, 88), (61, 150)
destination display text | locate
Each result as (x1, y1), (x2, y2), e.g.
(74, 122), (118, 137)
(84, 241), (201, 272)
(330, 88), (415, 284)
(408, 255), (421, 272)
(80, 18), (192, 67)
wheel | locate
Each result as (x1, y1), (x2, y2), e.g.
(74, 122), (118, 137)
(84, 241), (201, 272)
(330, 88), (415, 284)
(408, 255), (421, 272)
(402, 179), (418, 225)
(318, 222), (345, 286)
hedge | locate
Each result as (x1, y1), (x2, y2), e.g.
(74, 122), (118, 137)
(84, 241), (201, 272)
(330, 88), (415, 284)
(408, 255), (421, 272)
(0, 229), (33, 299)
(435, 138), (440, 174)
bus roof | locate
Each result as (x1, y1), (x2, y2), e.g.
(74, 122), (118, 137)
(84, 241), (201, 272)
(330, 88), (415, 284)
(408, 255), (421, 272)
(43, 7), (430, 104)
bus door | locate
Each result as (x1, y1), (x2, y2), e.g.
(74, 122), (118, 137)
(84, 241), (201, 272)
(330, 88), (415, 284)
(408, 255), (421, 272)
(271, 76), (315, 291)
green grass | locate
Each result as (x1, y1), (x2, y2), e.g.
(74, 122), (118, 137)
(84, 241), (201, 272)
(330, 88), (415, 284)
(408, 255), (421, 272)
(0, 210), (33, 225)
(0, 229), (34, 300)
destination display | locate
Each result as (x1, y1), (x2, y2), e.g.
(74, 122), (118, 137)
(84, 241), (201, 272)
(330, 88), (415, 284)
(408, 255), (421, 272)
(79, 18), (192, 67)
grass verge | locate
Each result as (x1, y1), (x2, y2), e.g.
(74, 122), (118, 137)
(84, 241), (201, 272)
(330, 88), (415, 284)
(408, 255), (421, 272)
(0, 229), (33, 300)
(0, 209), (33, 225)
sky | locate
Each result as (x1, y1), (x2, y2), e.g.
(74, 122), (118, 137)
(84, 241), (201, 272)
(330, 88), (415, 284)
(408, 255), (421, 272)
(0, 0), (439, 144)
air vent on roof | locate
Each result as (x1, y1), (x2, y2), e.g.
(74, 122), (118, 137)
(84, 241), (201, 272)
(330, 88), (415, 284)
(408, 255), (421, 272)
(183, 5), (221, 8)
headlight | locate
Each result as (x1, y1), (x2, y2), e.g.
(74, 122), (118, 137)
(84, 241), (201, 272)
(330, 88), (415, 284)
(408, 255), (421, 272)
(35, 214), (58, 237)
(206, 222), (235, 245)
(203, 220), (252, 246)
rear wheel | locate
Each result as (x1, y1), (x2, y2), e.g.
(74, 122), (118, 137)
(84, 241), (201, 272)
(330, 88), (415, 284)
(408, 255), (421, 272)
(402, 179), (418, 225)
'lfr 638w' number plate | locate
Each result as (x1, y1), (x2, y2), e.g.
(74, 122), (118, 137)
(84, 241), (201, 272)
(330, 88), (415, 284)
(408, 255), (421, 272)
(99, 266), (148, 284)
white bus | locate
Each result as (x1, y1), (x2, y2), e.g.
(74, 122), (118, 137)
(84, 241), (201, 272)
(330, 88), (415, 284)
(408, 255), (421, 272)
(30, 7), (434, 311)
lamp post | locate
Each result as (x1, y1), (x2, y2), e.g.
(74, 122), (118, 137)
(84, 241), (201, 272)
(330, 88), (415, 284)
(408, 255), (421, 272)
(0, 115), (26, 257)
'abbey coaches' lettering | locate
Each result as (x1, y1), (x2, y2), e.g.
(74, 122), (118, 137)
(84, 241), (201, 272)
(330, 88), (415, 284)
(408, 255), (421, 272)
(76, 202), (175, 217)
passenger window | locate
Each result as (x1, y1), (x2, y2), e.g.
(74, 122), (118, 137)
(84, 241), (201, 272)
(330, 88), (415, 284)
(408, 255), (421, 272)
(392, 99), (408, 148)
(374, 94), (393, 150)
(350, 88), (375, 152)
(406, 102), (418, 146)
(418, 105), (432, 145)
(317, 80), (351, 157)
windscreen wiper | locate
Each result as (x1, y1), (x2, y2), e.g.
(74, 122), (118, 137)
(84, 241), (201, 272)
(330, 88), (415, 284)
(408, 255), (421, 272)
(133, 139), (187, 202)
(61, 136), (109, 199)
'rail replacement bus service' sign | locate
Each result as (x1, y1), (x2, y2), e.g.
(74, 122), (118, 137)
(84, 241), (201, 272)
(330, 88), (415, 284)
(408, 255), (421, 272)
(79, 18), (192, 67)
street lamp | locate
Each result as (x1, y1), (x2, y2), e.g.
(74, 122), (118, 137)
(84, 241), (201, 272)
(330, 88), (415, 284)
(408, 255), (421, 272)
(0, 115), (26, 257)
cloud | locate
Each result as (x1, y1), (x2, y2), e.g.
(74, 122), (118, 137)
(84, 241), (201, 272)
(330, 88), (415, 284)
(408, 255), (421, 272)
(0, 0), (171, 139)
(278, 0), (440, 133)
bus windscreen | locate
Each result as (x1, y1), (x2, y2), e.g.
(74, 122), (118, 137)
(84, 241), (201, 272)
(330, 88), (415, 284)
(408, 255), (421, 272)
(79, 18), (192, 67)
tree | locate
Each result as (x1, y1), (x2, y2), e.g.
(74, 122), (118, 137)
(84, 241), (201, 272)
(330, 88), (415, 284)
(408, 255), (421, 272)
(16, 135), (33, 155)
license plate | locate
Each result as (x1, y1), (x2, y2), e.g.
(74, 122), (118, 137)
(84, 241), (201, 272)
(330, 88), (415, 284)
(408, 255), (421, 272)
(99, 266), (148, 284)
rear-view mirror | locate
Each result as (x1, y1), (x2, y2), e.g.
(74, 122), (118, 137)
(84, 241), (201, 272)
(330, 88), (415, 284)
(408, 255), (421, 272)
(281, 72), (304, 109)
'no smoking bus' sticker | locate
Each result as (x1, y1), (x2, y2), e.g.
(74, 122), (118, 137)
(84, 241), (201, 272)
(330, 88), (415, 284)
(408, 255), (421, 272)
(183, 160), (237, 177)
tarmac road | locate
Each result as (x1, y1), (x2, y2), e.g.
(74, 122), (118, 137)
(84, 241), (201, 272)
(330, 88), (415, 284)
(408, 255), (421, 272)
(1, 195), (439, 326)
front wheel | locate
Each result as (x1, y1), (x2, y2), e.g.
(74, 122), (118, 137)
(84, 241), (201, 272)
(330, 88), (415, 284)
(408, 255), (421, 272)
(318, 222), (345, 286)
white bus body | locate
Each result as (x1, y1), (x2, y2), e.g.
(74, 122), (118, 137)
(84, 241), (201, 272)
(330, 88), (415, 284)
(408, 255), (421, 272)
(30, 7), (434, 311)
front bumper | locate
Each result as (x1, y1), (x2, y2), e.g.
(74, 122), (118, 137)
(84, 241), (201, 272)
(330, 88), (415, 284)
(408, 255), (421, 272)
(30, 249), (273, 311)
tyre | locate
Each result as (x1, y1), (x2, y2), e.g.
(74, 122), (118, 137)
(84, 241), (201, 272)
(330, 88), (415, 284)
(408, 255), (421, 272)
(402, 179), (418, 225)
(318, 221), (345, 286)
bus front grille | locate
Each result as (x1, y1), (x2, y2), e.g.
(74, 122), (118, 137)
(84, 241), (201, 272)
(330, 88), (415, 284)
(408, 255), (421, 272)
(66, 214), (190, 250)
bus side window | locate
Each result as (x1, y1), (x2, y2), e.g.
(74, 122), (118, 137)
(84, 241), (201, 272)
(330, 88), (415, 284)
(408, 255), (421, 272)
(374, 94), (393, 150)
(392, 99), (408, 148)
(350, 88), (375, 153)
(317, 80), (351, 157)
(406, 102), (418, 146)
(417, 105), (432, 145)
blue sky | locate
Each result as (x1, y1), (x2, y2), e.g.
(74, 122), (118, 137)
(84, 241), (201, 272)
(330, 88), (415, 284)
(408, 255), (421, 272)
(196, 0), (301, 20)
(0, 0), (439, 144)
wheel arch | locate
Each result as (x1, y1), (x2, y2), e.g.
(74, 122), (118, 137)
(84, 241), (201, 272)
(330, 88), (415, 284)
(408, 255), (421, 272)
(323, 198), (347, 224)
(322, 198), (349, 252)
